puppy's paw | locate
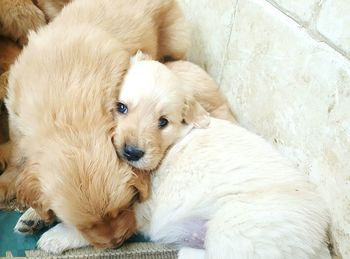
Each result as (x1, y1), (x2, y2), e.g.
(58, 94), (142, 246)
(15, 207), (46, 234)
(178, 247), (205, 259)
(38, 223), (89, 254)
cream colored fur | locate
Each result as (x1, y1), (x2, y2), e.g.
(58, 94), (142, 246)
(113, 52), (234, 171)
(165, 60), (235, 122)
(34, 56), (330, 258)
(37, 0), (71, 21)
(5, 0), (188, 249)
(118, 59), (331, 259)
(0, 0), (69, 176)
(136, 118), (330, 259)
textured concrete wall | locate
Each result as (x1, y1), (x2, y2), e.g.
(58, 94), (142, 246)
(179, 0), (350, 257)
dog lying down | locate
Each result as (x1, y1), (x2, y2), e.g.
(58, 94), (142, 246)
(14, 55), (235, 253)
(22, 52), (330, 258)
(5, 0), (188, 251)
(115, 53), (330, 259)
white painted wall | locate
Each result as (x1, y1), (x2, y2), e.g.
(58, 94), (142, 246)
(179, 0), (350, 258)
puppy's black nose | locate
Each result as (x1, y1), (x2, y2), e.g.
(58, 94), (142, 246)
(123, 145), (144, 161)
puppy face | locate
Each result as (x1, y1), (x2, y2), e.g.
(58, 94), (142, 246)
(113, 52), (209, 170)
(77, 206), (136, 248)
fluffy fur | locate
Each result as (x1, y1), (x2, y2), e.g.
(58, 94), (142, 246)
(0, 0), (70, 46)
(36, 0), (71, 21)
(114, 52), (234, 170)
(118, 59), (330, 258)
(0, 0), (67, 177)
(136, 118), (330, 259)
(15, 208), (90, 253)
(0, 37), (21, 173)
(33, 58), (330, 258)
(0, 0), (46, 45)
(5, 0), (188, 249)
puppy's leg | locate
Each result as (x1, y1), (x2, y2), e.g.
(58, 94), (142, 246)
(0, 114), (26, 202)
(15, 207), (47, 234)
(0, 137), (24, 202)
(158, 2), (189, 60)
(0, 161), (21, 202)
(178, 247), (205, 259)
(38, 223), (89, 254)
(15, 160), (56, 224)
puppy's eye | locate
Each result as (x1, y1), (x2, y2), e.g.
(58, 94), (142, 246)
(117, 102), (128, 114)
(158, 117), (169, 129)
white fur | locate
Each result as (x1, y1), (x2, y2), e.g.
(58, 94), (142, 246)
(119, 59), (182, 109)
(15, 207), (45, 234)
(178, 247), (205, 259)
(135, 118), (330, 259)
(37, 223), (89, 254)
(32, 121), (330, 257)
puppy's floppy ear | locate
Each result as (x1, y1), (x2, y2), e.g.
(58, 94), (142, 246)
(130, 50), (152, 65)
(183, 97), (210, 128)
(129, 169), (150, 202)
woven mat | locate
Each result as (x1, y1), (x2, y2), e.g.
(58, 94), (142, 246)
(0, 209), (178, 259)
(5, 243), (178, 259)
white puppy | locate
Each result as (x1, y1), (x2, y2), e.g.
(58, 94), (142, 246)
(135, 118), (330, 259)
(118, 56), (331, 259)
(32, 55), (330, 258)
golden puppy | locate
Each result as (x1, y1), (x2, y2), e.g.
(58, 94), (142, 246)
(0, 0), (71, 174)
(0, 0), (46, 45)
(113, 52), (234, 171)
(3, 0), (188, 250)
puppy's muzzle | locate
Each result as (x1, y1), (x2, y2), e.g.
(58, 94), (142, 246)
(123, 145), (144, 161)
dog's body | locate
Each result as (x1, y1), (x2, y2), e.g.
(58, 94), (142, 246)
(135, 118), (330, 259)
(113, 57), (329, 258)
(4, 0), (187, 249)
(0, 0), (73, 176)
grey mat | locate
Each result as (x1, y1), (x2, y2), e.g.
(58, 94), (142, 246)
(4, 243), (178, 259)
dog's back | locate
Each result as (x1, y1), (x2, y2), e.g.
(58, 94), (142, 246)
(51, 0), (188, 59)
(6, 0), (187, 146)
(136, 118), (329, 259)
